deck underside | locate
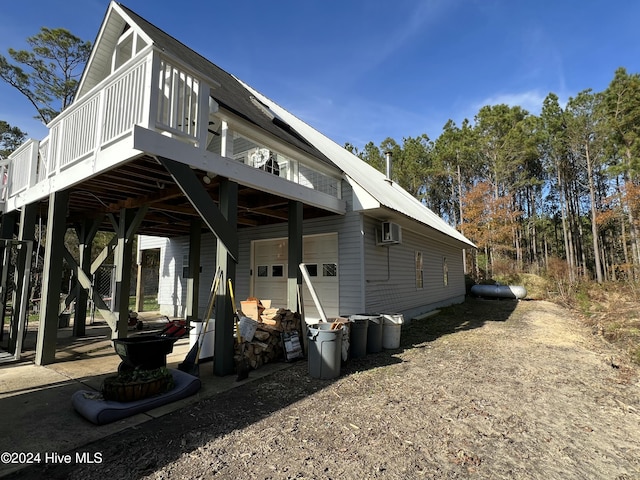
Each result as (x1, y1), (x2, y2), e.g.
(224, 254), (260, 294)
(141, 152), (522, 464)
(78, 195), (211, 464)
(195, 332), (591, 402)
(18, 154), (337, 237)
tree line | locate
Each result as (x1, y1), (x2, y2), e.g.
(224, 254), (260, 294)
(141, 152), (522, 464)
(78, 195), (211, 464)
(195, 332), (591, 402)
(346, 67), (640, 283)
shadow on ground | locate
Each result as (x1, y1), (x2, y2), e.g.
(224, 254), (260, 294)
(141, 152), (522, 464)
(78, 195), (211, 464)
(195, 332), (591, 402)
(404, 296), (518, 346)
(3, 296), (521, 479)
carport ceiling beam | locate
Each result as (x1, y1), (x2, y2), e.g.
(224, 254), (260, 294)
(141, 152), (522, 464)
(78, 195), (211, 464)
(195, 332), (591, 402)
(157, 156), (238, 261)
(241, 206), (288, 221)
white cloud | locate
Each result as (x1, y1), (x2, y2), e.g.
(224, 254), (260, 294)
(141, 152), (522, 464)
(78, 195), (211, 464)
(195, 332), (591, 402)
(474, 90), (547, 115)
(287, 93), (437, 148)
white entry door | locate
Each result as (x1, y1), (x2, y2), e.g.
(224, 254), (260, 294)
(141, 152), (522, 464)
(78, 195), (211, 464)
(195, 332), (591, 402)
(252, 233), (339, 321)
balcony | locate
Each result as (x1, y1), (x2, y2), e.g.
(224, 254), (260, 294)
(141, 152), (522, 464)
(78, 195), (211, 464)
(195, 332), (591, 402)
(4, 47), (343, 217)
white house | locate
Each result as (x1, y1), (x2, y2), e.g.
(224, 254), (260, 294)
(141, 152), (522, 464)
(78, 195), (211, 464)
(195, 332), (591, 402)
(1, 2), (474, 371)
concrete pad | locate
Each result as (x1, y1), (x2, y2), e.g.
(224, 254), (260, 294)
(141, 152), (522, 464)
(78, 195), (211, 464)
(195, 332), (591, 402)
(0, 363), (152, 477)
(0, 315), (295, 478)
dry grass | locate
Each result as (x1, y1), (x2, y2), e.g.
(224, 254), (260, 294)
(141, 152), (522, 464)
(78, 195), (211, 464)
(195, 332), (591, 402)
(480, 269), (640, 365)
(569, 281), (640, 364)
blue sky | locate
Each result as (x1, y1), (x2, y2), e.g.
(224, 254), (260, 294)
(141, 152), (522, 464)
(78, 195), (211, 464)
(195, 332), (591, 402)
(1, 0), (639, 149)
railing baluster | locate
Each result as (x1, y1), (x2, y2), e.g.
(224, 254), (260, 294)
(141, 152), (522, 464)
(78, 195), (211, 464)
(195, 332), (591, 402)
(5, 51), (211, 206)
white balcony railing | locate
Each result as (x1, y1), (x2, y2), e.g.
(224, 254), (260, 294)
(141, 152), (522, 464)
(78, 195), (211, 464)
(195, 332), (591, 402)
(3, 46), (341, 211)
(156, 58), (202, 142)
(0, 158), (10, 203)
(6, 139), (38, 197)
(5, 49), (208, 207)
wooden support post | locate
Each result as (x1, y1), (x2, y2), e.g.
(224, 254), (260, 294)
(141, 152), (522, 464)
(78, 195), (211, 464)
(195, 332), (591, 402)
(185, 218), (202, 325)
(73, 218), (100, 337)
(36, 190), (69, 365)
(287, 200), (303, 312)
(0, 211), (18, 343)
(63, 248), (116, 329)
(9, 203), (37, 352)
(214, 178), (238, 376)
(13, 239), (33, 362)
(112, 207), (147, 339)
(113, 209), (134, 338)
(158, 155), (239, 375)
(135, 261), (144, 312)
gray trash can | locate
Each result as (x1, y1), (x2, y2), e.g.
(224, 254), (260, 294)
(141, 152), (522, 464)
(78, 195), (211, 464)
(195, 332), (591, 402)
(362, 314), (383, 353)
(307, 323), (343, 379)
(348, 315), (369, 359)
(381, 314), (403, 349)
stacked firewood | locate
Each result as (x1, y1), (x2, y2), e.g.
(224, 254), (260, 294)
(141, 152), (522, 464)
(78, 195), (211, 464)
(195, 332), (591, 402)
(234, 307), (303, 370)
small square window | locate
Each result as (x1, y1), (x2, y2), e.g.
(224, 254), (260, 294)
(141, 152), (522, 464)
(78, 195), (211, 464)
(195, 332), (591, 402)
(272, 265), (284, 277)
(323, 263), (337, 277)
(306, 264), (318, 276)
(257, 265), (268, 277)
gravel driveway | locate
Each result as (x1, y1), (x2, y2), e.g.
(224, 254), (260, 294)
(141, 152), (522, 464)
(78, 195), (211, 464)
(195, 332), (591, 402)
(11, 298), (640, 480)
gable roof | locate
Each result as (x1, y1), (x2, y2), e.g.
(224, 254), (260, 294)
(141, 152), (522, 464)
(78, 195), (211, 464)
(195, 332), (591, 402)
(77, 2), (333, 168)
(80, 2), (474, 249)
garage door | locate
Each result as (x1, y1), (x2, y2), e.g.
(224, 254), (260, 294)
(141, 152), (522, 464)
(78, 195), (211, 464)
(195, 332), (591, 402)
(252, 233), (338, 320)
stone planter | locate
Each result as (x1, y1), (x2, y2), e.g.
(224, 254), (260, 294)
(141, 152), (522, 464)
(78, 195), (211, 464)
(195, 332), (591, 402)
(102, 368), (174, 402)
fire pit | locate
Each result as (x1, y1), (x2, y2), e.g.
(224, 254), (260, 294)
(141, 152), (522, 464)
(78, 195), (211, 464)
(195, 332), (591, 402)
(113, 336), (177, 372)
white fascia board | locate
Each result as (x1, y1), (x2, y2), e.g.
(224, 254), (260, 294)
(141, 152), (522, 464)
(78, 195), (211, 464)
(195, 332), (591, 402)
(76, 2), (118, 96)
(7, 134), (142, 212)
(112, 3), (155, 50)
(133, 126), (346, 215)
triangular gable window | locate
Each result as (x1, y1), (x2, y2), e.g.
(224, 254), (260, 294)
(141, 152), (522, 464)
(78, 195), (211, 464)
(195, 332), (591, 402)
(112, 23), (148, 72)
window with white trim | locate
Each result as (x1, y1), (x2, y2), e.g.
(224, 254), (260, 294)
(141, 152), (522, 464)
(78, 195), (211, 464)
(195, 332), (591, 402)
(443, 257), (449, 286)
(415, 251), (423, 289)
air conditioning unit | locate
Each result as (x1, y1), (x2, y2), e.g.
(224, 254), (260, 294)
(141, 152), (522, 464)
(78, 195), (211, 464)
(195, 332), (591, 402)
(378, 221), (402, 245)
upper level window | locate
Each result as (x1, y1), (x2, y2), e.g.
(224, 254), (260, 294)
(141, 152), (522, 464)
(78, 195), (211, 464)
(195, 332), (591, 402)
(112, 26), (148, 72)
(230, 134), (291, 181)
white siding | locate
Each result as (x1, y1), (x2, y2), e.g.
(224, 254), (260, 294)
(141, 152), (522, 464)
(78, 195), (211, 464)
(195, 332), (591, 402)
(150, 211), (364, 319)
(195, 234), (218, 319)
(236, 212), (364, 317)
(335, 211), (365, 314)
(145, 190), (467, 320)
(140, 234), (218, 318)
(363, 215), (466, 316)
(138, 235), (166, 250)
(157, 236), (188, 317)
(250, 234), (339, 319)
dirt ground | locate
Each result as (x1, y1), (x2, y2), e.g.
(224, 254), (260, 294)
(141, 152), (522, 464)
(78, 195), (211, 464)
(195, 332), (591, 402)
(10, 298), (640, 479)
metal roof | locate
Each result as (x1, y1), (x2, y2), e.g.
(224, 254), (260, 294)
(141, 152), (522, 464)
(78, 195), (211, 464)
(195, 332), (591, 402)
(116, 1), (475, 248)
(238, 81), (477, 249)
